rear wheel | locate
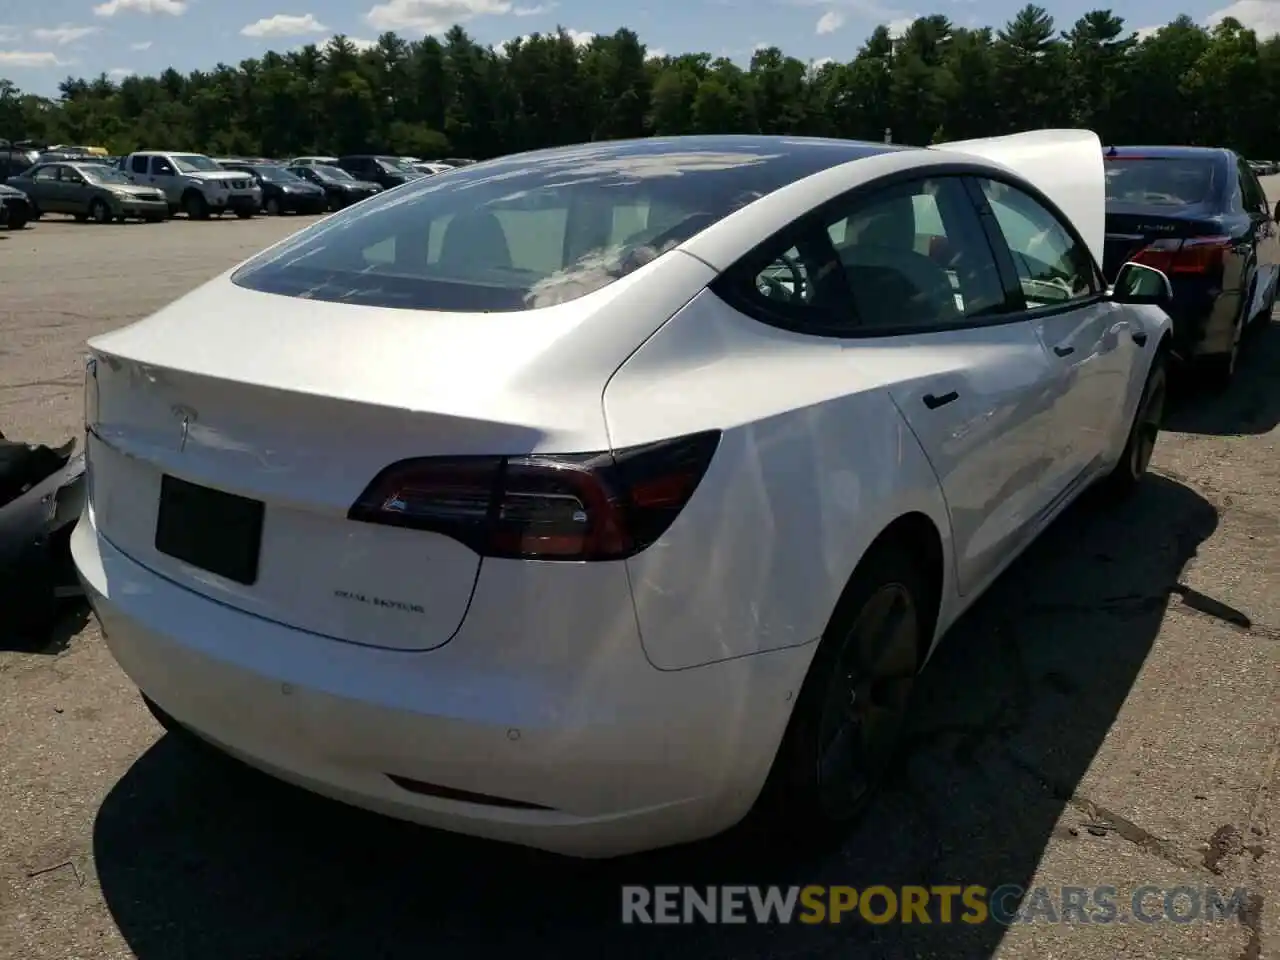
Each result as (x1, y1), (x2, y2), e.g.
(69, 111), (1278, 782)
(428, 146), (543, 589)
(1102, 352), (1166, 499)
(753, 541), (926, 846)
(6, 208), (27, 230)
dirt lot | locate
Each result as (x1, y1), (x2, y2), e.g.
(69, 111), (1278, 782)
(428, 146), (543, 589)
(0, 208), (1277, 960)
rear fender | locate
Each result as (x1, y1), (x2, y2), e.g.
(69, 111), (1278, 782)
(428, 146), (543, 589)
(603, 287), (957, 671)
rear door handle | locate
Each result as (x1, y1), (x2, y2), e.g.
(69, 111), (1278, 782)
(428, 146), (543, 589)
(1132, 331), (1148, 346)
(923, 391), (959, 410)
(1053, 345), (1075, 357)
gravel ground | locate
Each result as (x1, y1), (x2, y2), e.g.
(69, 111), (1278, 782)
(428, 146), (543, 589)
(0, 201), (1277, 960)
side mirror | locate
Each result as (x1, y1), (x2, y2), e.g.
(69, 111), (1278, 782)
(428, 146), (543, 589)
(1111, 262), (1173, 311)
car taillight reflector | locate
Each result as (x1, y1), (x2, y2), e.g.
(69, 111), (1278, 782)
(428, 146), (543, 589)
(1130, 236), (1232, 275)
(348, 430), (722, 561)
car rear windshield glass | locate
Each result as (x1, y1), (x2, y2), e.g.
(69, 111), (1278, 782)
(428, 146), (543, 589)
(1105, 157), (1217, 205)
(232, 138), (878, 312)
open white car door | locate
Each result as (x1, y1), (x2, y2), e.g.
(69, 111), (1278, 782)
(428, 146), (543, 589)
(932, 129), (1106, 270)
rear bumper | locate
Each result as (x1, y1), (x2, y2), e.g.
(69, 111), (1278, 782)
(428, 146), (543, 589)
(1166, 283), (1242, 359)
(72, 508), (813, 858)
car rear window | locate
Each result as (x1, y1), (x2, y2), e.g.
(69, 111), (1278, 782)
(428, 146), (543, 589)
(231, 138), (880, 312)
(1105, 157), (1218, 206)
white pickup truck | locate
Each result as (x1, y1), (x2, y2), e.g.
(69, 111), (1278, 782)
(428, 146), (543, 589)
(121, 151), (261, 219)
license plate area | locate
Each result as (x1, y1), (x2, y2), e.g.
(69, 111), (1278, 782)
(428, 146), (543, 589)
(155, 475), (264, 585)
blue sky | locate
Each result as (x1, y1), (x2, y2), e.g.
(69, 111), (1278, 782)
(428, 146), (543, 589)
(1, 0), (1270, 96)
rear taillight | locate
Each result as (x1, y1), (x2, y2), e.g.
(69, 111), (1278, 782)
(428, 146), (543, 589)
(1130, 236), (1232, 275)
(348, 430), (722, 561)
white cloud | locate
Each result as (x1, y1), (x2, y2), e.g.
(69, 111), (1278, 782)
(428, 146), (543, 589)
(32, 24), (101, 45)
(816, 10), (845, 33)
(94, 0), (187, 17)
(1205, 0), (1280, 36)
(366, 0), (512, 33)
(241, 13), (329, 37)
(753, 41), (769, 50)
(1133, 24), (1160, 40)
(0, 50), (65, 67)
(347, 36), (379, 50)
(499, 28), (592, 53)
(887, 15), (916, 37)
(108, 66), (134, 77)
(513, 3), (554, 14)
(811, 55), (835, 69)
(130, 39), (153, 49)
(646, 46), (667, 58)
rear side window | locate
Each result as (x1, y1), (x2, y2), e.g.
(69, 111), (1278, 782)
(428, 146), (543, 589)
(233, 140), (872, 312)
(130, 155), (148, 174)
(1236, 157), (1268, 214)
(1104, 157), (1217, 206)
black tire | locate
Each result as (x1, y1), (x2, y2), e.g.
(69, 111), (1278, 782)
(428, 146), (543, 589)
(235, 208), (253, 219)
(89, 198), (112, 224)
(752, 540), (928, 847)
(1101, 351), (1167, 499)
(145, 215), (165, 223)
(6, 210), (27, 230)
(183, 191), (209, 220)
(265, 196), (281, 216)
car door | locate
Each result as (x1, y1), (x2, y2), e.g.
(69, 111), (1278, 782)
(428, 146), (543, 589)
(970, 175), (1134, 494)
(27, 165), (63, 211)
(147, 155), (179, 202)
(1235, 154), (1280, 320)
(744, 174), (1063, 597)
(59, 166), (91, 215)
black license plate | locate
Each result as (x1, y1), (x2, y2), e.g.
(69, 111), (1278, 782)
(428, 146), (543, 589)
(155, 475), (264, 585)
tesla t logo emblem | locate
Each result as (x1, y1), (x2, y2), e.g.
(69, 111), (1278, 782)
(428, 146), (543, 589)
(171, 404), (197, 452)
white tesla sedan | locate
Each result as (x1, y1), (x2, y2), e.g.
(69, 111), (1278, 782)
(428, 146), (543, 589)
(73, 129), (1174, 859)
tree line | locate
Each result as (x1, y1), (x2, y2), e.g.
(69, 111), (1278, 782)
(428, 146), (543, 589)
(0, 6), (1277, 162)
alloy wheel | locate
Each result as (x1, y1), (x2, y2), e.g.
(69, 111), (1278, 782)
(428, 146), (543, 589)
(814, 583), (919, 819)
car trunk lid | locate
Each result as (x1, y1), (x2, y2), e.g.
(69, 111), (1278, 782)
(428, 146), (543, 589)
(83, 278), (640, 652)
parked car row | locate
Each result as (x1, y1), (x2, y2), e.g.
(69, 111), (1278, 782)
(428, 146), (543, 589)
(0, 142), (477, 226)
